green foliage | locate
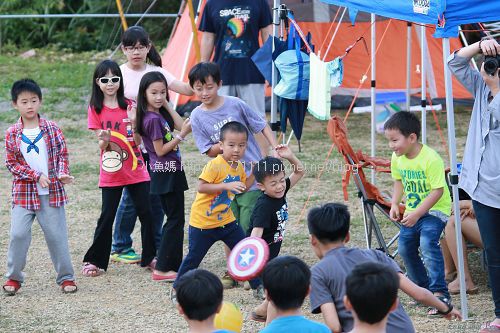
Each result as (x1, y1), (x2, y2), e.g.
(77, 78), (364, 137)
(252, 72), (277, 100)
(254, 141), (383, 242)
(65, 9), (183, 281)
(0, 0), (182, 52)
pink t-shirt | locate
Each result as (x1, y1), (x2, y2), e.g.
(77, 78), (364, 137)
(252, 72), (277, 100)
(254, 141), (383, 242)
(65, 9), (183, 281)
(88, 103), (150, 187)
(120, 63), (175, 101)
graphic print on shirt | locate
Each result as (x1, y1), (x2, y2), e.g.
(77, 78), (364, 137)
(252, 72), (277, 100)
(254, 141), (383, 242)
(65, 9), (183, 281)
(399, 169), (429, 209)
(163, 120), (181, 159)
(273, 202), (289, 243)
(101, 118), (143, 172)
(220, 6), (253, 59)
(207, 174), (240, 220)
(21, 131), (44, 154)
(102, 141), (128, 173)
(209, 117), (234, 142)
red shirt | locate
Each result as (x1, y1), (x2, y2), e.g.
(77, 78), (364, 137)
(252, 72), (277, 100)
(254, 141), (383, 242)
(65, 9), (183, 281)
(87, 103), (149, 187)
(5, 117), (69, 210)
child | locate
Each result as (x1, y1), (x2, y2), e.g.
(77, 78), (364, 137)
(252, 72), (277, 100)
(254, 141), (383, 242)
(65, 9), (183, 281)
(111, 25), (193, 263)
(344, 262), (400, 333)
(188, 61), (278, 288)
(248, 146), (305, 321)
(83, 60), (156, 276)
(135, 71), (191, 281)
(171, 121), (261, 299)
(384, 111), (452, 314)
(3, 78), (76, 295)
(259, 256), (330, 333)
(308, 202), (461, 333)
(176, 269), (233, 333)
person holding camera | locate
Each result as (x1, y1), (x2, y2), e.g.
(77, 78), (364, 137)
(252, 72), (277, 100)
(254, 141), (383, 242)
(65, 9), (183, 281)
(448, 38), (500, 333)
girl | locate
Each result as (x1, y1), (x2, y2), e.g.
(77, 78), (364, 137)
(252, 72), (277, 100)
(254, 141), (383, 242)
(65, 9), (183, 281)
(111, 25), (193, 264)
(83, 60), (156, 276)
(136, 71), (191, 281)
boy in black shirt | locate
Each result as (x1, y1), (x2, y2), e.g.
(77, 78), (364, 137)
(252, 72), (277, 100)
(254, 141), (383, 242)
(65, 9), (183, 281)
(248, 144), (305, 323)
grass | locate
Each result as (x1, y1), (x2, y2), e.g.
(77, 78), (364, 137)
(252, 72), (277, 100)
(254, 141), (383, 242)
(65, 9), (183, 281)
(0, 49), (493, 332)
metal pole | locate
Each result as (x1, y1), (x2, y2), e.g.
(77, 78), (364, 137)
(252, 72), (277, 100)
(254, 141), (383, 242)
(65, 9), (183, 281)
(406, 22), (412, 112)
(370, 14), (376, 184)
(0, 13), (177, 19)
(442, 38), (468, 320)
(458, 26), (479, 71)
(270, 0), (280, 137)
(421, 25), (427, 144)
(115, 0), (129, 31)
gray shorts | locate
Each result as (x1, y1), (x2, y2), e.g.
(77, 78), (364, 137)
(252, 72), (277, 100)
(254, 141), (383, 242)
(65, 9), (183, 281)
(219, 84), (265, 118)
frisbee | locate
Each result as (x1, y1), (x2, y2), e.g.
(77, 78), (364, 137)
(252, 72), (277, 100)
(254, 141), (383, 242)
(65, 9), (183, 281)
(227, 237), (269, 281)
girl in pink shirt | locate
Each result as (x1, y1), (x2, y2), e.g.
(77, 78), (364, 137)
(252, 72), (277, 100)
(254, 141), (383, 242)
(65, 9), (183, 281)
(82, 60), (156, 277)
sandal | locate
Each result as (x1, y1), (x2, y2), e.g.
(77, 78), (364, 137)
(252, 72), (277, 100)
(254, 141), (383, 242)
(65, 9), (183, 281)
(82, 263), (102, 277)
(2, 279), (21, 296)
(428, 295), (453, 317)
(61, 280), (78, 294)
(449, 285), (479, 295)
(250, 311), (267, 322)
(480, 322), (500, 333)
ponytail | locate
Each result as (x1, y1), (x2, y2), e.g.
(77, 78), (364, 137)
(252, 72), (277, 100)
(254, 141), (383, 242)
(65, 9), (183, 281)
(146, 43), (162, 67)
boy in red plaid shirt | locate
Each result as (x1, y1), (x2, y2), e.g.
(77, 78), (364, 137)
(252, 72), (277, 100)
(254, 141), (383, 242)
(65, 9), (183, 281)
(3, 79), (76, 295)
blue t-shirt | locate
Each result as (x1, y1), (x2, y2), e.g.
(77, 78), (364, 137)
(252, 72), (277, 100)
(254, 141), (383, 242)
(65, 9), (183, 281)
(199, 0), (272, 85)
(260, 315), (330, 333)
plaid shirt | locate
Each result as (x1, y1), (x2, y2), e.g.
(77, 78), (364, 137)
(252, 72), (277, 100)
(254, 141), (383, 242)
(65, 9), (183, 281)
(5, 116), (69, 210)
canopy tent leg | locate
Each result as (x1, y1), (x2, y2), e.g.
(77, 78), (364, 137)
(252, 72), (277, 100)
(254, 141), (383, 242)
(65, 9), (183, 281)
(406, 22), (412, 112)
(270, 0), (281, 138)
(370, 14), (376, 184)
(442, 37), (469, 320)
(421, 24), (427, 144)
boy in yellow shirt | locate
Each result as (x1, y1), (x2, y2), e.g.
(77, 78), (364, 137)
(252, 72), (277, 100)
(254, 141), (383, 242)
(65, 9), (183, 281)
(172, 121), (260, 301)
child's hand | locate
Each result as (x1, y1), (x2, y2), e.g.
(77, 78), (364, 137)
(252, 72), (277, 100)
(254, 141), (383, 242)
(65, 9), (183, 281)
(401, 212), (419, 228)
(225, 181), (246, 194)
(443, 307), (462, 321)
(180, 117), (192, 137)
(275, 144), (294, 159)
(98, 129), (111, 143)
(59, 174), (75, 184)
(127, 104), (137, 124)
(389, 204), (400, 221)
(38, 174), (51, 188)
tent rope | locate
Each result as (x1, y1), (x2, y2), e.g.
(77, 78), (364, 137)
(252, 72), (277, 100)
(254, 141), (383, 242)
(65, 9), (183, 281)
(318, 6), (341, 57)
(322, 7), (347, 61)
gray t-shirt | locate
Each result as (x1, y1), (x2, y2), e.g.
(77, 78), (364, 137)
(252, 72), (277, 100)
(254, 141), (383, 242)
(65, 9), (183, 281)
(190, 96), (266, 190)
(310, 247), (415, 333)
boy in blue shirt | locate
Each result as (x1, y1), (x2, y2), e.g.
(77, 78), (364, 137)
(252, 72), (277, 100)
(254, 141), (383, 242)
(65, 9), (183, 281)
(260, 256), (330, 333)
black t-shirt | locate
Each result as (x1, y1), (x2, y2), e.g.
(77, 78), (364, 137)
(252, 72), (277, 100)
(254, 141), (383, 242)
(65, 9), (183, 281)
(199, 0), (272, 85)
(248, 178), (291, 259)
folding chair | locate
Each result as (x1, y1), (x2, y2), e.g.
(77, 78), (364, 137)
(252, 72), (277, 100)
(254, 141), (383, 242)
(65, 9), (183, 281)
(327, 116), (404, 258)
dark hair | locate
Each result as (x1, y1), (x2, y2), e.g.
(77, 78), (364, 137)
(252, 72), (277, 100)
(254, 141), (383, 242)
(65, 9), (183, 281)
(90, 60), (128, 114)
(220, 121), (248, 142)
(383, 111), (421, 139)
(307, 202), (350, 243)
(188, 62), (221, 87)
(346, 262), (399, 324)
(11, 78), (42, 102)
(121, 26), (162, 67)
(136, 71), (172, 136)
(253, 157), (285, 183)
(262, 256), (311, 311)
(176, 269), (223, 321)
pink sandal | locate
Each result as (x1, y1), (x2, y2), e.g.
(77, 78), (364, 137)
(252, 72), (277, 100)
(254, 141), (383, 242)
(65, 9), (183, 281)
(82, 263), (103, 277)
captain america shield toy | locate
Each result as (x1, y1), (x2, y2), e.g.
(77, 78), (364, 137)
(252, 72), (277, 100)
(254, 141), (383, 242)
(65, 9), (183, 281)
(227, 237), (269, 281)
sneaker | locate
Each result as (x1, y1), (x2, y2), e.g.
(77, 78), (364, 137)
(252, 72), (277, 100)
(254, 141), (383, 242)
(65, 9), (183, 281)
(111, 248), (141, 264)
(169, 288), (178, 306)
(253, 285), (265, 300)
(243, 281), (251, 291)
(220, 271), (238, 289)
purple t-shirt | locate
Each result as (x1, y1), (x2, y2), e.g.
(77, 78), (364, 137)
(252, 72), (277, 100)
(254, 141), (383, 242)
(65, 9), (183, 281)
(141, 111), (182, 172)
(190, 96), (266, 189)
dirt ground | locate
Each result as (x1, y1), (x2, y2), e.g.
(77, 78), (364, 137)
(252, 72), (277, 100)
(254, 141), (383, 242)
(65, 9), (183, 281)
(0, 110), (495, 333)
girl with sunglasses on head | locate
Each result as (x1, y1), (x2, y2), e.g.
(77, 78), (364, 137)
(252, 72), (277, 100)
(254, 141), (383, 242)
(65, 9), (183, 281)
(110, 26), (193, 266)
(135, 71), (191, 282)
(82, 59), (157, 277)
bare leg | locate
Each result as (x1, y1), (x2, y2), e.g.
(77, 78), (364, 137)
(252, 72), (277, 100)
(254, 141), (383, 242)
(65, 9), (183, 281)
(445, 216), (476, 290)
(441, 238), (456, 281)
(265, 301), (278, 326)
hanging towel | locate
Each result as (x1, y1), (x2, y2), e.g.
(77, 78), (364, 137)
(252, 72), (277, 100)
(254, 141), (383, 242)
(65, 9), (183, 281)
(327, 57), (344, 88)
(307, 53), (331, 120)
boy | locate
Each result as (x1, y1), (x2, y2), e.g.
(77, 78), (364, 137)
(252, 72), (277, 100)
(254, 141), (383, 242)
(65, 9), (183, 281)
(188, 61), (278, 288)
(308, 202), (461, 333)
(384, 111), (452, 314)
(171, 121), (261, 300)
(3, 79), (76, 295)
(344, 262), (399, 333)
(248, 146), (305, 321)
(260, 256), (330, 333)
(176, 269), (232, 333)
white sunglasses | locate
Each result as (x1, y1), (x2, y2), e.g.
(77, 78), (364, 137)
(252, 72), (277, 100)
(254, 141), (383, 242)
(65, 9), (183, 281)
(98, 76), (121, 84)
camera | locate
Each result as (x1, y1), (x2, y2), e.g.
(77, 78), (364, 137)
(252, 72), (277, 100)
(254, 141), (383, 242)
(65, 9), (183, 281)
(483, 55), (500, 76)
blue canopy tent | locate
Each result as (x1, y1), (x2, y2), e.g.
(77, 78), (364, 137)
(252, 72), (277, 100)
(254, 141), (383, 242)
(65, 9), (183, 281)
(316, 0), (500, 320)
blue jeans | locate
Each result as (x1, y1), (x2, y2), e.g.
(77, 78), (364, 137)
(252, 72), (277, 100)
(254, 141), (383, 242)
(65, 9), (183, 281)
(112, 187), (164, 253)
(472, 200), (500, 318)
(398, 213), (449, 298)
(173, 221), (261, 289)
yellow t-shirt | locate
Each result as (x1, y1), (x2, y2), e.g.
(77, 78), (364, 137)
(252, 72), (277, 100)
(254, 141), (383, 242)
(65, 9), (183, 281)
(190, 155), (246, 229)
(391, 144), (451, 216)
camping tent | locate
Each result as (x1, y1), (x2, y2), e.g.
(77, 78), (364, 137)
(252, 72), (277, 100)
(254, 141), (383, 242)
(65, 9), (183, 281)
(162, 0), (471, 110)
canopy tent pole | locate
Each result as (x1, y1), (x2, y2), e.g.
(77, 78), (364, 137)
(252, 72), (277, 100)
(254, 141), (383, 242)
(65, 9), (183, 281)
(442, 38), (469, 320)
(421, 25), (427, 144)
(187, 0), (201, 63)
(270, 0), (280, 137)
(406, 22), (412, 112)
(370, 14), (376, 183)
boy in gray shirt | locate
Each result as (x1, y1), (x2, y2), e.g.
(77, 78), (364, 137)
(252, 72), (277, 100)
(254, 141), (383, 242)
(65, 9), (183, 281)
(307, 203), (461, 333)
